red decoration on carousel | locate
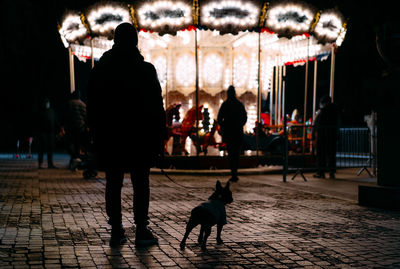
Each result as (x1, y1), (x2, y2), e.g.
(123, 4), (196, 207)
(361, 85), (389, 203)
(139, 28), (154, 33)
(285, 57), (316, 66)
(261, 28), (274, 34)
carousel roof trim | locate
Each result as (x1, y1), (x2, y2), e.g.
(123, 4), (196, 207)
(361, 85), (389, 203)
(137, 1), (192, 27)
(59, 0), (347, 44)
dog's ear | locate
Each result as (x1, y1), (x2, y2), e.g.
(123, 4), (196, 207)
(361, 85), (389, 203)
(216, 180), (222, 190)
(225, 181), (230, 189)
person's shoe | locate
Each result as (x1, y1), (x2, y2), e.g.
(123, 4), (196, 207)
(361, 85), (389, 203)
(48, 164), (58, 169)
(313, 173), (325, 179)
(229, 176), (239, 182)
(110, 225), (127, 247)
(135, 226), (158, 247)
(38, 165), (44, 169)
(329, 172), (335, 179)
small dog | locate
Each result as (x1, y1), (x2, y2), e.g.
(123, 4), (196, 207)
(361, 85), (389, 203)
(180, 180), (233, 251)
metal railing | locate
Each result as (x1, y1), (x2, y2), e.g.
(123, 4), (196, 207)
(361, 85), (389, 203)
(278, 124), (377, 180)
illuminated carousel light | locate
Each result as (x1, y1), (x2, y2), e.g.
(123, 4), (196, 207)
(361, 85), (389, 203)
(266, 3), (314, 34)
(233, 55), (249, 91)
(179, 107), (184, 122)
(138, 1), (191, 28)
(261, 33), (279, 47)
(176, 54), (195, 89)
(153, 55), (167, 88)
(314, 11), (343, 42)
(262, 60), (274, 92)
(203, 103), (215, 127)
(203, 53), (223, 85)
(246, 105), (257, 132)
(87, 4), (131, 36)
(59, 14), (87, 43)
(70, 44), (109, 62)
(336, 26), (346, 46)
(199, 50), (203, 88)
(177, 30), (191, 45)
(202, 1), (259, 27)
(247, 52), (258, 92)
(224, 69), (231, 89)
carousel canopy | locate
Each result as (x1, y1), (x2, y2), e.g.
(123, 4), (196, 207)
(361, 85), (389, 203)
(58, 0), (347, 97)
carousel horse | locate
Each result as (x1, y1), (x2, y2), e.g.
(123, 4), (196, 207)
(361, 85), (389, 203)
(200, 120), (225, 155)
(180, 105), (203, 155)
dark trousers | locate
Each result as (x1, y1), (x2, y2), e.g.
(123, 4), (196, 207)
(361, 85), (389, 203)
(67, 130), (88, 160)
(105, 166), (150, 228)
(316, 135), (337, 174)
(38, 133), (55, 166)
(227, 143), (241, 178)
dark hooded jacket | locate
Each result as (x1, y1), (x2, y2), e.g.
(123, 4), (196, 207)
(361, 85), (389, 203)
(217, 96), (247, 145)
(64, 98), (87, 135)
(87, 44), (166, 170)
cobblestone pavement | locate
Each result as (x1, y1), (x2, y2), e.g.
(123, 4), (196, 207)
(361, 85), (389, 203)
(0, 158), (400, 268)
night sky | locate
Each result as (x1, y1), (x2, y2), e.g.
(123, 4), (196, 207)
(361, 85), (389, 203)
(0, 0), (398, 150)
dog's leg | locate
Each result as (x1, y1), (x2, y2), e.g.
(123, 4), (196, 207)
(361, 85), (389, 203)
(180, 219), (197, 250)
(201, 226), (212, 251)
(198, 225), (204, 244)
(216, 223), (223, 244)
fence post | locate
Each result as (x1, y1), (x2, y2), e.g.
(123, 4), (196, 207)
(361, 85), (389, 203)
(282, 66), (288, 182)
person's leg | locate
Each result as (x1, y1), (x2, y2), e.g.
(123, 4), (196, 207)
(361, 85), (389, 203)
(47, 134), (56, 168)
(105, 169), (126, 246)
(315, 139), (326, 178)
(131, 167), (150, 227)
(327, 138), (337, 178)
(130, 165), (158, 246)
(105, 169), (124, 225)
(227, 143), (240, 182)
(38, 134), (44, 168)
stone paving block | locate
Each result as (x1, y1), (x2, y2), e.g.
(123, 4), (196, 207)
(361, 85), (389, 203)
(1, 159), (400, 268)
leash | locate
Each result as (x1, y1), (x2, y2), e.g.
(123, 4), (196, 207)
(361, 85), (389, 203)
(158, 153), (214, 190)
(160, 167), (197, 189)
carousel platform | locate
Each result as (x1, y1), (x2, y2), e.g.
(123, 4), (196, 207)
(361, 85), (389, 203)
(150, 164), (283, 176)
(152, 153), (314, 174)
(151, 154), (283, 175)
(157, 154), (283, 170)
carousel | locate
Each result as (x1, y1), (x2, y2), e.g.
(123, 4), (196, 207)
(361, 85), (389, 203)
(58, 0), (347, 166)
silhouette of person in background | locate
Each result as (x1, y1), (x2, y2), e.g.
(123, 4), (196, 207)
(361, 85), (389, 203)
(312, 95), (340, 179)
(87, 23), (166, 247)
(217, 86), (247, 182)
(37, 98), (59, 169)
(64, 90), (88, 171)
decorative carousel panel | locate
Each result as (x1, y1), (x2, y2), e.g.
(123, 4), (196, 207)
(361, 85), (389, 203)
(135, 0), (193, 35)
(200, 0), (264, 34)
(247, 50), (259, 94)
(233, 53), (250, 96)
(314, 9), (345, 44)
(265, 0), (316, 38)
(86, 2), (132, 38)
(202, 51), (223, 85)
(261, 57), (274, 92)
(152, 53), (168, 92)
(174, 51), (196, 95)
(59, 12), (88, 45)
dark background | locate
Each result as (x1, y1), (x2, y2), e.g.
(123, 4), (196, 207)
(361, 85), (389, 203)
(0, 0), (398, 151)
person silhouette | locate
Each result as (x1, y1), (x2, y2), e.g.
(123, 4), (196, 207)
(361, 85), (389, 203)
(37, 98), (59, 169)
(87, 23), (167, 247)
(217, 86), (247, 182)
(312, 95), (340, 179)
(64, 90), (88, 171)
